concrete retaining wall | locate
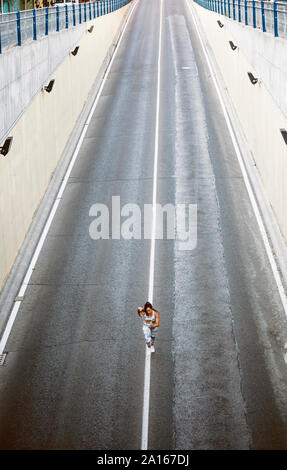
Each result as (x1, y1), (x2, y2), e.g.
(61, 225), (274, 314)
(0, 22), (89, 145)
(192, 1), (287, 244)
(0, 4), (130, 291)
(224, 19), (287, 121)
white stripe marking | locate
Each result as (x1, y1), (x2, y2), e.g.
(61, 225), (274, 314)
(141, 0), (163, 452)
(0, 0), (138, 356)
(186, 0), (287, 318)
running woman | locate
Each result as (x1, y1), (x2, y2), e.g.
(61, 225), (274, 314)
(137, 302), (160, 353)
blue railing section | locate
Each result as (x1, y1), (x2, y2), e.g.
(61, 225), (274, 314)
(0, 0), (131, 54)
(195, 0), (287, 38)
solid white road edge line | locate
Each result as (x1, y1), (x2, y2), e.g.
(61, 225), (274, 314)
(186, 0), (287, 319)
(141, 0), (163, 452)
(0, 0), (138, 356)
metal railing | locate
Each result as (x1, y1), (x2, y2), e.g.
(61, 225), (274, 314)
(0, 0), (131, 54)
(194, 0), (287, 38)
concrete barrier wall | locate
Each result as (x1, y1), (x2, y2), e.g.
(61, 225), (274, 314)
(0, 4), (130, 291)
(224, 19), (287, 121)
(0, 22), (88, 145)
(192, 2), (287, 244)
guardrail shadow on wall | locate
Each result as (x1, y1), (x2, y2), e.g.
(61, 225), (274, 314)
(195, 0), (287, 38)
(0, 0), (130, 54)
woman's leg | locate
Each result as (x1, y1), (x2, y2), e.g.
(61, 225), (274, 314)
(150, 327), (158, 346)
(143, 325), (152, 347)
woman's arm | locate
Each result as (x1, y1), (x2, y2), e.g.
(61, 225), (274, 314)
(151, 310), (160, 328)
(137, 307), (144, 318)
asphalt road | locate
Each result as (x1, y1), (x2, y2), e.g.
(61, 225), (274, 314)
(1, 0), (287, 450)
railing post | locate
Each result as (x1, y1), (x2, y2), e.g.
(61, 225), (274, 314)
(16, 11), (22, 46)
(228, 0), (231, 17)
(45, 6), (49, 35)
(56, 5), (59, 31)
(274, 1), (278, 37)
(100, 1), (103, 16)
(33, 8), (37, 40)
(97, 1), (99, 16)
(224, 0), (226, 15)
(79, 3), (82, 23)
(245, 0), (248, 24)
(72, 3), (76, 26)
(93, 1), (96, 18)
(252, 0), (256, 28)
(238, 0), (241, 22)
(261, 1), (266, 32)
(84, 3), (87, 22)
(65, 4), (68, 28)
(232, 0), (236, 19)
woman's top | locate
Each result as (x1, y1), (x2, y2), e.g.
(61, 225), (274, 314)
(143, 310), (156, 327)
